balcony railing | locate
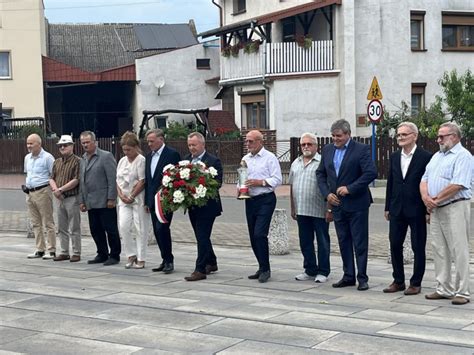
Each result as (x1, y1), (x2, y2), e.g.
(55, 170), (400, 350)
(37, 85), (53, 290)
(220, 40), (334, 82)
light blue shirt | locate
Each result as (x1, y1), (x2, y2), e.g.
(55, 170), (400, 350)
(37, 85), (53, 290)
(24, 148), (54, 188)
(192, 150), (206, 163)
(289, 153), (326, 218)
(333, 139), (350, 176)
(243, 147), (282, 197)
(150, 144), (165, 178)
(421, 142), (473, 202)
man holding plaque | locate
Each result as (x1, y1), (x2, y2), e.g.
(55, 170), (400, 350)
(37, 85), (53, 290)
(240, 130), (282, 283)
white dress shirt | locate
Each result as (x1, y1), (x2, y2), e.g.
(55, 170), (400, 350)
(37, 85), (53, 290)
(400, 144), (416, 179)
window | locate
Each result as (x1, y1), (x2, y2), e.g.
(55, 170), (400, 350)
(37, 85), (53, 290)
(0, 52), (11, 78)
(411, 83), (426, 115)
(442, 13), (474, 50)
(1, 108), (12, 119)
(154, 116), (167, 129)
(410, 11), (425, 50)
(233, 0), (246, 14)
(196, 58), (210, 70)
(241, 92), (266, 129)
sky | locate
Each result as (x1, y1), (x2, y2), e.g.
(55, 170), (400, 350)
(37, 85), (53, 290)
(43, 0), (219, 34)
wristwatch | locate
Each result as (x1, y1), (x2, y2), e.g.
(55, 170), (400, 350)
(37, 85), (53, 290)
(262, 180), (267, 187)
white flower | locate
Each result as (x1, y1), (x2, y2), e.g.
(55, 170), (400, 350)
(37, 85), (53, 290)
(195, 184), (207, 198)
(162, 175), (171, 186)
(208, 167), (218, 177)
(180, 168), (190, 180)
(173, 190), (185, 203)
(163, 164), (175, 172)
(178, 160), (190, 166)
(197, 161), (206, 168)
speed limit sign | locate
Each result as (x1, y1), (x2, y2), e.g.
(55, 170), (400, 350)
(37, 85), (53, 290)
(367, 99), (383, 123)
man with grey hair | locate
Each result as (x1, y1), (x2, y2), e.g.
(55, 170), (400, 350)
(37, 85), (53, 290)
(317, 119), (377, 291)
(24, 133), (56, 259)
(290, 132), (331, 283)
(383, 122), (432, 295)
(79, 130), (121, 265)
(420, 122), (472, 305)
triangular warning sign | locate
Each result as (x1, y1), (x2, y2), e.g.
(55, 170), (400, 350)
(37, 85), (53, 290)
(367, 76), (383, 100)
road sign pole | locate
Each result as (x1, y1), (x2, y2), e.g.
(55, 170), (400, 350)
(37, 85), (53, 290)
(372, 122), (376, 187)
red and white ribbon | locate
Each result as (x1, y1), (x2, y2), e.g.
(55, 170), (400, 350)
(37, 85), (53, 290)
(154, 191), (168, 224)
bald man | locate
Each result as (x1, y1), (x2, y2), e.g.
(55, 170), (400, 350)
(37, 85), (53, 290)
(24, 134), (56, 259)
(242, 130), (282, 283)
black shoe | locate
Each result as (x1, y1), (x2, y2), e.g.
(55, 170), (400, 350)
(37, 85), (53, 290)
(357, 282), (369, 291)
(87, 256), (107, 264)
(103, 258), (119, 266)
(205, 264), (218, 275)
(163, 262), (174, 274)
(332, 279), (356, 288)
(248, 270), (261, 280)
(258, 271), (271, 283)
(152, 263), (165, 272)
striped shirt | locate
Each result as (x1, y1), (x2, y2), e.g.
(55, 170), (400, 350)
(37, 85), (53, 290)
(51, 154), (81, 197)
(289, 153), (326, 218)
(421, 142), (473, 202)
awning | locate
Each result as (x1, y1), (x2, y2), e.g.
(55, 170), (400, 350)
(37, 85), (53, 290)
(199, 18), (257, 39)
(258, 0), (342, 25)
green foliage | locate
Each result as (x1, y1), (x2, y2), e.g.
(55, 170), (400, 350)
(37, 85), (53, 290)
(378, 69), (474, 138)
(6, 124), (44, 139)
(163, 121), (192, 139)
(214, 128), (241, 140)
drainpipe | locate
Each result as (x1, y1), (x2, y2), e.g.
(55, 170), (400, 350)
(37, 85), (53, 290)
(211, 0), (223, 27)
(262, 38), (270, 130)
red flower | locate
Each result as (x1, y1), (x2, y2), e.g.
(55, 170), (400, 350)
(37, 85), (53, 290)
(198, 176), (206, 185)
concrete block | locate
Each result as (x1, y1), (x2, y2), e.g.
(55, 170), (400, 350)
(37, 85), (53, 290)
(219, 340), (334, 354)
(269, 209), (290, 255)
(0, 325), (37, 345)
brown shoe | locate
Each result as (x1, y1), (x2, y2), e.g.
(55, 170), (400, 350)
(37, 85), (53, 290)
(383, 282), (406, 293)
(205, 264), (218, 275)
(425, 292), (452, 300)
(184, 271), (207, 281)
(53, 254), (70, 261)
(404, 286), (421, 295)
(70, 255), (81, 262)
(452, 296), (470, 305)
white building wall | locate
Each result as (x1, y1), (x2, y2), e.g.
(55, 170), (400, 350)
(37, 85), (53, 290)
(353, 0), (474, 136)
(135, 41), (221, 131)
(0, 0), (46, 118)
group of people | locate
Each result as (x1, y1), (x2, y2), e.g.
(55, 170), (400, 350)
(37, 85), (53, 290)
(23, 119), (472, 305)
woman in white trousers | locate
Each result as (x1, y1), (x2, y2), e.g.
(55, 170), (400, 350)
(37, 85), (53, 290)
(117, 131), (149, 269)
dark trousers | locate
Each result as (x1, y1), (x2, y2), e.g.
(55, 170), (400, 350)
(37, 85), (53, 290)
(245, 192), (276, 272)
(334, 209), (369, 283)
(296, 215), (330, 277)
(189, 212), (217, 273)
(389, 212), (427, 287)
(88, 208), (121, 260)
(150, 209), (174, 263)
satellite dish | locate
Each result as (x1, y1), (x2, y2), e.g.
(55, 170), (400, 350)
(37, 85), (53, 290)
(153, 76), (165, 95)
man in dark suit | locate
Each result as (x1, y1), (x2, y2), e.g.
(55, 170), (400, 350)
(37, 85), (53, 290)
(79, 131), (121, 265)
(183, 132), (223, 281)
(144, 129), (180, 274)
(317, 119), (377, 291)
(384, 122), (432, 295)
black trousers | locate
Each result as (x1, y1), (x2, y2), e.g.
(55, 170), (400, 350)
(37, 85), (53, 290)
(389, 212), (427, 287)
(88, 208), (121, 260)
(334, 209), (369, 284)
(245, 192), (276, 272)
(150, 209), (174, 263)
(189, 212), (217, 273)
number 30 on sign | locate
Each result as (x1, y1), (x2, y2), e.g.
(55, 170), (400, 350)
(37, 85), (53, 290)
(367, 99), (383, 123)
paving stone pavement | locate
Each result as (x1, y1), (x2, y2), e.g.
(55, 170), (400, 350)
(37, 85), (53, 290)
(0, 229), (473, 354)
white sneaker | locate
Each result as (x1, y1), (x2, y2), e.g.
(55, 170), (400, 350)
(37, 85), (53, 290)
(42, 252), (56, 260)
(295, 272), (312, 281)
(315, 274), (328, 283)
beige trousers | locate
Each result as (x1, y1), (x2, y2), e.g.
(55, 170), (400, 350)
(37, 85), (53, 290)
(56, 195), (81, 256)
(430, 200), (471, 299)
(26, 187), (56, 252)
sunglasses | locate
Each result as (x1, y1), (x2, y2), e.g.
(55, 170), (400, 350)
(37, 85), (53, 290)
(57, 144), (72, 148)
(300, 143), (314, 147)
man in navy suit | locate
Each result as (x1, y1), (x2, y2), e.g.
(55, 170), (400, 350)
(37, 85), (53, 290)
(317, 119), (377, 291)
(183, 132), (223, 281)
(144, 129), (180, 274)
(384, 122), (432, 295)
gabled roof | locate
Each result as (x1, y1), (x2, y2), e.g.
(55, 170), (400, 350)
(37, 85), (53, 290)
(47, 23), (198, 72)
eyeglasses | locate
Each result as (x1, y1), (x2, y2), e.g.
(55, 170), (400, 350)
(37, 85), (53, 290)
(300, 143), (314, 147)
(436, 133), (454, 140)
(57, 144), (71, 148)
(395, 132), (414, 138)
